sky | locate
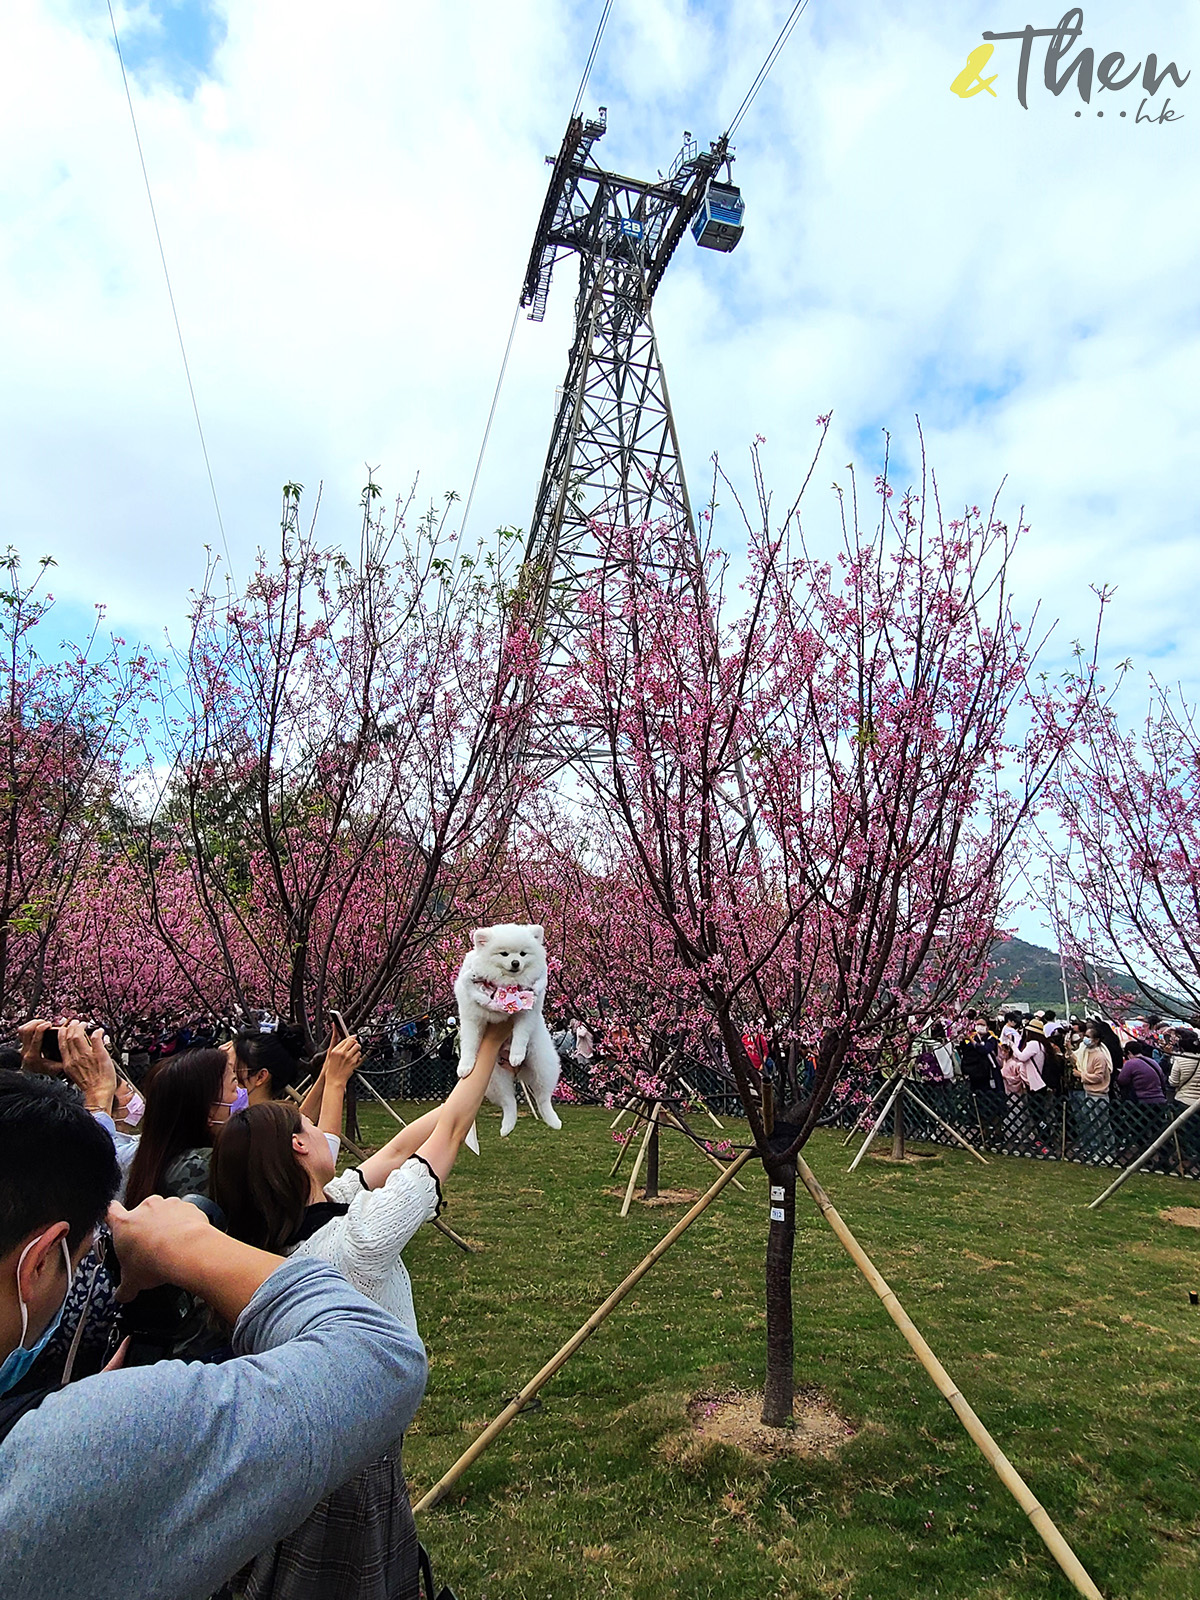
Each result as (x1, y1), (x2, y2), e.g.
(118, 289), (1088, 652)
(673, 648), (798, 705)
(2, 0), (1197, 942)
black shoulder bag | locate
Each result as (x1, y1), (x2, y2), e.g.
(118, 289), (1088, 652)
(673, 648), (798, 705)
(418, 1543), (460, 1600)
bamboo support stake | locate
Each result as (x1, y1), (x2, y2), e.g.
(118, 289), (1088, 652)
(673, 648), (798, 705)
(610, 1096), (638, 1131)
(413, 1146), (756, 1515)
(972, 1093), (988, 1150)
(621, 1102), (660, 1215)
(901, 1083), (989, 1165)
(1088, 1095), (1200, 1209)
(520, 1081), (541, 1120)
(848, 1075), (905, 1172)
(796, 1155), (1105, 1600)
(354, 1070), (408, 1127)
(608, 1107), (642, 1179)
(841, 1077), (893, 1146)
(430, 1217), (476, 1253)
(675, 1073), (724, 1128)
(659, 1105), (747, 1191)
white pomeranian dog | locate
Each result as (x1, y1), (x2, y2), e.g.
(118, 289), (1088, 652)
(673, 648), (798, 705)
(454, 923), (563, 1138)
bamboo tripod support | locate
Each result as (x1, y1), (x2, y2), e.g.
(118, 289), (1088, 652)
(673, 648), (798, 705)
(848, 1078), (987, 1169)
(1088, 1094), (1200, 1208)
(412, 1146), (756, 1515)
(659, 1104), (747, 1191)
(848, 1075), (905, 1171)
(840, 1076), (894, 1146)
(607, 1097), (747, 1196)
(609, 1121), (637, 1178)
(796, 1155), (1105, 1600)
(621, 1102), (660, 1215)
(353, 1068), (408, 1127)
(674, 1073), (725, 1128)
(610, 1096), (638, 1131)
(899, 1082), (989, 1164)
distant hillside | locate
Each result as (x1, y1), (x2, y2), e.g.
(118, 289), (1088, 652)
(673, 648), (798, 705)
(979, 937), (1187, 1018)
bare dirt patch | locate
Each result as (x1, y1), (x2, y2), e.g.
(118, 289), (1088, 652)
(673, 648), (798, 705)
(687, 1388), (856, 1459)
(1160, 1206), (1200, 1229)
(869, 1149), (943, 1166)
(602, 1186), (702, 1207)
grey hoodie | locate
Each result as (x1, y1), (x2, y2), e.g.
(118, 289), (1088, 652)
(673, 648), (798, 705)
(0, 1256), (427, 1600)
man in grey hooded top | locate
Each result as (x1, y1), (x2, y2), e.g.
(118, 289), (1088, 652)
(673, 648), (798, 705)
(0, 1070), (427, 1600)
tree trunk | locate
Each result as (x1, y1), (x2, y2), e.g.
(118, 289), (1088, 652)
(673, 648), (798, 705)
(644, 1113), (660, 1199)
(891, 1088), (906, 1161)
(762, 1155), (797, 1426)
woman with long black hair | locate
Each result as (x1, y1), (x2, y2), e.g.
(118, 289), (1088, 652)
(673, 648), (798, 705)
(210, 1016), (515, 1600)
(123, 1048), (240, 1209)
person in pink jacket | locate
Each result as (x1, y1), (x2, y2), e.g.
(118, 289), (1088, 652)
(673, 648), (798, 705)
(1071, 1021), (1114, 1156)
(999, 1029), (1049, 1152)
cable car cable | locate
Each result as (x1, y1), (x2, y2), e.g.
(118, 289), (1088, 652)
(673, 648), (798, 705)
(725, 0), (813, 139)
(105, 1), (235, 589)
(456, 298), (522, 544)
(571, 0), (614, 120)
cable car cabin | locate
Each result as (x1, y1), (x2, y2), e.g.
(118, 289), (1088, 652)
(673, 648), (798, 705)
(691, 181), (744, 253)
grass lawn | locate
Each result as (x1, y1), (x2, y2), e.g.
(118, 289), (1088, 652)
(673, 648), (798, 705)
(357, 1103), (1200, 1600)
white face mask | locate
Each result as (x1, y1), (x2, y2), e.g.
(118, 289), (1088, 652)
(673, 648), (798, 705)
(324, 1132), (341, 1164)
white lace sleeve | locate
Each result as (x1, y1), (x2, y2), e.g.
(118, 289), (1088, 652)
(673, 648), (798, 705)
(333, 1158), (442, 1286)
(323, 1170), (367, 1204)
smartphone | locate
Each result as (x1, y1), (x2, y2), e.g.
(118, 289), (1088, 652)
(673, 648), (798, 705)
(329, 1010), (350, 1042)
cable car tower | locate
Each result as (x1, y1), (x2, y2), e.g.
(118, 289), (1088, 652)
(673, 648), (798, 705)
(520, 109), (743, 621)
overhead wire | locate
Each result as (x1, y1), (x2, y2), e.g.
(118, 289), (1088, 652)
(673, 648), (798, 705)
(456, 299), (521, 544)
(105, 1), (235, 587)
(725, 0), (813, 139)
(571, 0), (615, 119)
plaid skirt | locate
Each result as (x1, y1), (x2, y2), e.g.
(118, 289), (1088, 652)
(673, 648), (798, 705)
(238, 1442), (418, 1600)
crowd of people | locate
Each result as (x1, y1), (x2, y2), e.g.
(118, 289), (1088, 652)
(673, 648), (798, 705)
(6, 990), (1192, 1596)
(908, 1009), (1200, 1154)
(0, 1009), (520, 1599)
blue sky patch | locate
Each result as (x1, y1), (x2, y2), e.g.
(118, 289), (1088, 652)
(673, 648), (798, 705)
(112, 0), (226, 96)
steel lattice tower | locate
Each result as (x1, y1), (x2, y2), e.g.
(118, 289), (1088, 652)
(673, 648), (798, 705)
(520, 110), (733, 622)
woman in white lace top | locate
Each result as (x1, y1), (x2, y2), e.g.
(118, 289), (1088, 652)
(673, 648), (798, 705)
(212, 1018), (511, 1334)
(209, 1015), (516, 1600)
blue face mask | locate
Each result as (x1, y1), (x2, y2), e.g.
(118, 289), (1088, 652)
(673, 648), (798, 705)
(230, 1085), (250, 1115)
(0, 1233), (75, 1397)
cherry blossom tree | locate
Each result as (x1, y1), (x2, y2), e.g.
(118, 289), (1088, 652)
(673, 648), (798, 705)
(554, 424), (1101, 1424)
(0, 550), (150, 1017)
(1048, 673), (1200, 1018)
(44, 852), (203, 1052)
(129, 479), (538, 1046)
